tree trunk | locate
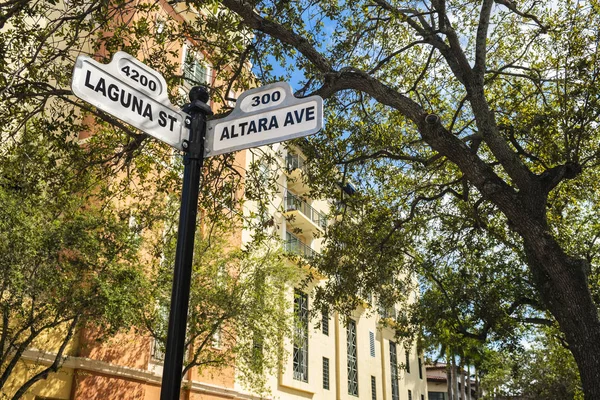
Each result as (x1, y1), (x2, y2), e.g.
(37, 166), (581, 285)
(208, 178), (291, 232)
(460, 357), (465, 400)
(490, 187), (600, 399)
(447, 353), (453, 400)
(466, 364), (471, 400)
(521, 236), (600, 400)
(416, 94), (600, 399)
(452, 357), (459, 400)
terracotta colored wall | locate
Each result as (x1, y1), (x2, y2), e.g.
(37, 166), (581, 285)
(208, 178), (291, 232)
(72, 371), (145, 400)
(77, 327), (151, 370)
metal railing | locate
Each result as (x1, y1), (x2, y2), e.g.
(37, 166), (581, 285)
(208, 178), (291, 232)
(284, 233), (317, 259)
(285, 191), (327, 229)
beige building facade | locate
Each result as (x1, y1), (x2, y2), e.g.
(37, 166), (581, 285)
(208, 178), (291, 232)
(236, 145), (428, 400)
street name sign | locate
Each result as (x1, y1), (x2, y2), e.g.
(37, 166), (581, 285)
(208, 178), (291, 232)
(205, 82), (323, 157)
(71, 51), (189, 151)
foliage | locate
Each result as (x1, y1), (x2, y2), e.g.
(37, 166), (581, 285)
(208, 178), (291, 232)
(3, 0), (600, 397)
(144, 226), (302, 394)
(191, 0), (600, 397)
(0, 0), (296, 397)
(0, 117), (148, 398)
(480, 326), (583, 400)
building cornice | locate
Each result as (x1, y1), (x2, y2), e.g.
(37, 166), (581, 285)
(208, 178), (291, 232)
(21, 349), (263, 400)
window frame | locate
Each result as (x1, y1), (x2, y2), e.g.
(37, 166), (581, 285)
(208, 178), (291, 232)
(181, 44), (211, 88)
(347, 319), (359, 396)
(323, 357), (330, 390)
(293, 290), (309, 382)
(389, 341), (399, 400)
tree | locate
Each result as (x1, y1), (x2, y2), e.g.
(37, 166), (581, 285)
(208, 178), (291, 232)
(144, 218), (303, 394)
(189, 0), (600, 397)
(479, 326), (583, 400)
(0, 1), (300, 396)
(0, 118), (149, 398)
(3, 0), (600, 397)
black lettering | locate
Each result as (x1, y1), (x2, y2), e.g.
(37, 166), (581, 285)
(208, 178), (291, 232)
(268, 116), (279, 130)
(220, 126), (230, 141)
(107, 84), (119, 102)
(239, 121), (248, 136)
(294, 109), (305, 123)
(94, 78), (106, 96)
(168, 115), (177, 132)
(132, 96), (143, 115)
(258, 118), (268, 132)
(84, 70), (95, 90)
(120, 91), (131, 108)
(284, 112), (294, 126)
(248, 120), (257, 134)
(142, 104), (152, 121)
(230, 125), (238, 138)
(306, 106), (315, 121)
(158, 111), (167, 127)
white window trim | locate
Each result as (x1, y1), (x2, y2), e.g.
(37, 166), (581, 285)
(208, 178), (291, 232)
(181, 43), (212, 88)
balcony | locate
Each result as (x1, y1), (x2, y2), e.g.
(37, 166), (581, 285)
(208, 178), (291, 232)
(285, 153), (309, 195)
(284, 232), (317, 259)
(284, 191), (327, 234)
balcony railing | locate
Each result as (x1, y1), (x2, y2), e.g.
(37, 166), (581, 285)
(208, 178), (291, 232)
(284, 233), (317, 259)
(285, 191), (327, 230)
(286, 153), (306, 172)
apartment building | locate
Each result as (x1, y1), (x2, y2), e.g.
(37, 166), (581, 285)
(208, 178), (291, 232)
(235, 146), (429, 400)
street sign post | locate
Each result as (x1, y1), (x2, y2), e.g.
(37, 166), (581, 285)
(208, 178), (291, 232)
(72, 51), (190, 151)
(72, 52), (323, 400)
(205, 82), (323, 157)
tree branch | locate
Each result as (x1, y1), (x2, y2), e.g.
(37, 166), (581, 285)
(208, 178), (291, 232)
(473, 0), (494, 81)
(11, 316), (79, 400)
(220, 0), (333, 73)
(494, 0), (548, 33)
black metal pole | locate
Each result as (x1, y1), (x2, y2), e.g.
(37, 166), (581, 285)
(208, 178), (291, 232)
(160, 87), (212, 400)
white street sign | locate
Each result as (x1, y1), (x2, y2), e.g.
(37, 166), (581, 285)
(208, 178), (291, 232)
(71, 51), (189, 151)
(205, 82), (323, 157)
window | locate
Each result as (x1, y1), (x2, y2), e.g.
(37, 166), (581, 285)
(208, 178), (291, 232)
(251, 332), (264, 373)
(421, 395), (425, 400)
(347, 319), (358, 396)
(150, 302), (169, 362)
(322, 309), (329, 336)
(389, 341), (399, 400)
(226, 89), (236, 108)
(405, 350), (410, 373)
(418, 357), (423, 379)
(408, 390), (412, 400)
(323, 357), (330, 390)
(293, 290), (309, 382)
(184, 58), (207, 85)
(371, 376), (377, 400)
(151, 337), (165, 362)
(369, 331), (375, 357)
(211, 327), (221, 349)
(182, 46), (209, 87)
(429, 392), (445, 400)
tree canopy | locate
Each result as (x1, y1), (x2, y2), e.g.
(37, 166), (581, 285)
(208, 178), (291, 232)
(193, 0), (600, 397)
(0, 1), (300, 397)
(480, 326), (583, 400)
(2, 0), (600, 398)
